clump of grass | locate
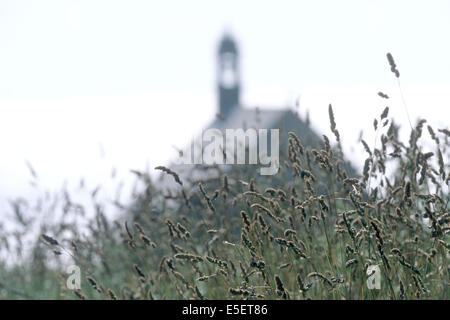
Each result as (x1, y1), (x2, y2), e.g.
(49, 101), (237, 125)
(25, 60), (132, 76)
(0, 53), (448, 300)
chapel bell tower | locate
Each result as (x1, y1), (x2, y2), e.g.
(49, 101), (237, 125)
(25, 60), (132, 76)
(217, 34), (240, 116)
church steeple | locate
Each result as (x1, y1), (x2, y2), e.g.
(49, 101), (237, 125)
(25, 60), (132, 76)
(217, 34), (240, 116)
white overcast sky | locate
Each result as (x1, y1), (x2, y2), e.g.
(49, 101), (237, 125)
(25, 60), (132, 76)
(0, 0), (449, 212)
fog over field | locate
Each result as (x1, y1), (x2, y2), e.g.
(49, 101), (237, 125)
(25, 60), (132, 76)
(1, 0), (449, 216)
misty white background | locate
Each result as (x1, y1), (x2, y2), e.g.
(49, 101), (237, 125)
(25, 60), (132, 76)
(0, 0), (449, 215)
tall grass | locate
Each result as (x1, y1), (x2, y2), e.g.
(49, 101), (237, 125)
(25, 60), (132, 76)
(0, 54), (448, 300)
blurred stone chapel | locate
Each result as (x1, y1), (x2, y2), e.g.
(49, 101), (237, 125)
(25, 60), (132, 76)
(158, 33), (354, 192)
